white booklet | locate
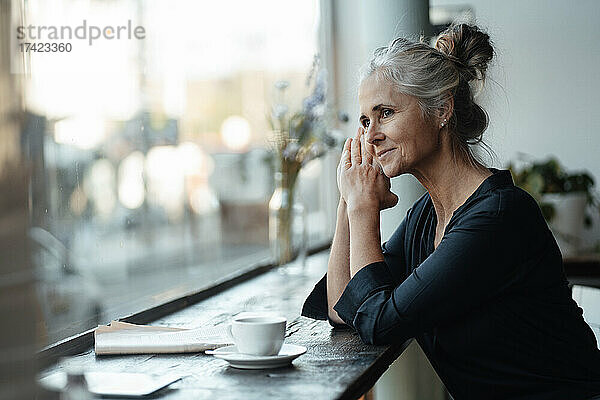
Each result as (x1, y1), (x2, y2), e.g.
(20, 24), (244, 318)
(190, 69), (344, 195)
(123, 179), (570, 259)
(94, 321), (232, 355)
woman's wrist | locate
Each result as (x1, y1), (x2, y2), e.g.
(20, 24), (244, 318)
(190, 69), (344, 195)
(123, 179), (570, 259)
(346, 200), (379, 216)
(337, 198), (347, 213)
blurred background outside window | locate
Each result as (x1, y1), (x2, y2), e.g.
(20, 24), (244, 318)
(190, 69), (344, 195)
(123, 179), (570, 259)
(17, 0), (333, 346)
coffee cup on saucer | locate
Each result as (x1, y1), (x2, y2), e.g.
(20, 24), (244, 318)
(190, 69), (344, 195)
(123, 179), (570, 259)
(227, 315), (286, 356)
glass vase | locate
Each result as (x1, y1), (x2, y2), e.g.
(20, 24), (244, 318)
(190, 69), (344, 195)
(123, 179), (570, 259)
(269, 171), (296, 265)
(285, 200), (308, 275)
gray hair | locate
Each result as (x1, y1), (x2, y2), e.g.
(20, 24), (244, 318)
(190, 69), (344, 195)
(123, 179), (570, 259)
(360, 24), (494, 166)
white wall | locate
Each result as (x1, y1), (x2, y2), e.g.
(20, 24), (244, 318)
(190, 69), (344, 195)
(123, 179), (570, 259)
(431, 0), (600, 248)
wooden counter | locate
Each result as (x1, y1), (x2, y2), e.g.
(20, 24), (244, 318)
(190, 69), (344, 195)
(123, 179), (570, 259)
(39, 251), (411, 400)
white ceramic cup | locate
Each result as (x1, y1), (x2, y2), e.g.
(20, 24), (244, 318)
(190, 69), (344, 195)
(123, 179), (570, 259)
(228, 315), (286, 356)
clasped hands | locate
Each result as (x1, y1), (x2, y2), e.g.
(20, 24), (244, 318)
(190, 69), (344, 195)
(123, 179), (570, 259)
(337, 128), (398, 213)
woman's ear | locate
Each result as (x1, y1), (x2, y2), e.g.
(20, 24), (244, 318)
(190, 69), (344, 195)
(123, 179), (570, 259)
(439, 95), (454, 128)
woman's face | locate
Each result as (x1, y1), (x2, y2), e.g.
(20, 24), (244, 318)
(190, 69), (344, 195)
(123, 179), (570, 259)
(358, 74), (441, 178)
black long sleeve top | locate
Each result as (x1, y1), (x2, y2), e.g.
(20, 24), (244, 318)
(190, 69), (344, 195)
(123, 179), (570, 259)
(302, 169), (600, 400)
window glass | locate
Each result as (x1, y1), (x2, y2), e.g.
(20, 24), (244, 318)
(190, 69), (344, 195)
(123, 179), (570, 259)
(20, 0), (327, 345)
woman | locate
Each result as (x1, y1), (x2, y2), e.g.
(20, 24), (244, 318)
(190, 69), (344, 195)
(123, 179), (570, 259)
(302, 24), (600, 399)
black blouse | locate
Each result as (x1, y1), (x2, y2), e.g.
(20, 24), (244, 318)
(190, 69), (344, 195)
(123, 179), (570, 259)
(302, 169), (600, 400)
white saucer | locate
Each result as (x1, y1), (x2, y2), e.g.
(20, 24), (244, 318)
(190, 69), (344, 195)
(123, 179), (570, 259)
(209, 344), (307, 369)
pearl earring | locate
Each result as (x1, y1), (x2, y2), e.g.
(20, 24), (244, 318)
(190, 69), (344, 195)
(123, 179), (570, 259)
(440, 118), (447, 128)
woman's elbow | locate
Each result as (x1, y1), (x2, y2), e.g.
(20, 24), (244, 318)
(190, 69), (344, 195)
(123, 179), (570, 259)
(355, 318), (408, 345)
(327, 309), (346, 327)
(354, 323), (390, 345)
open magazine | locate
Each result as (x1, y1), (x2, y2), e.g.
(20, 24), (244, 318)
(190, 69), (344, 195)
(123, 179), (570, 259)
(94, 321), (232, 355)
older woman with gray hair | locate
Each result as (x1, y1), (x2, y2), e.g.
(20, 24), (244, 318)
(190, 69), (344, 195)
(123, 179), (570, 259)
(302, 24), (600, 400)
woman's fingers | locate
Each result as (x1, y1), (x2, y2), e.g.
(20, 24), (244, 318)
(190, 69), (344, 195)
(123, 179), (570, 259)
(372, 155), (384, 175)
(350, 128), (362, 165)
(360, 132), (373, 166)
(339, 128), (396, 211)
(365, 141), (377, 162)
(341, 137), (352, 169)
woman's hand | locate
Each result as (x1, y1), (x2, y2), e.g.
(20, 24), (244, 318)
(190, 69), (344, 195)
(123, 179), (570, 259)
(337, 128), (398, 213)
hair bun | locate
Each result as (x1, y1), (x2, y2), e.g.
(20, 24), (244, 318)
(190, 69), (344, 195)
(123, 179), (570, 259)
(435, 24), (494, 82)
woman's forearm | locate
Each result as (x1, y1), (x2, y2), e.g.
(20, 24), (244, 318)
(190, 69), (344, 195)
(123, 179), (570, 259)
(348, 204), (384, 277)
(326, 199), (351, 324)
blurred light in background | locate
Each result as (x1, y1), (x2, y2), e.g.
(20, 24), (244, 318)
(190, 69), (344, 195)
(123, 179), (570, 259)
(85, 159), (117, 218)
(221, 115), (251, 151)
(118, 151), (146, 210)
(178, 142), (213, 177)
(178, 142), (219, 215)
(189, 185), (220, 215)
(69, 186), (88, 216)
(300, 158), (322, 180)
(54, 116), (106, 150)
(146, 146), (185, 219)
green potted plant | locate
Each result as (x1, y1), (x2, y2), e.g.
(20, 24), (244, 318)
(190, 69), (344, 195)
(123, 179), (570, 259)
(508, 157), (600, 256)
